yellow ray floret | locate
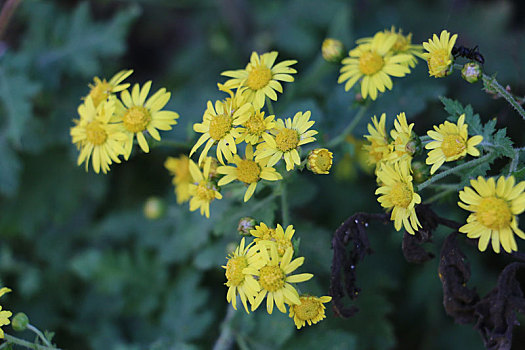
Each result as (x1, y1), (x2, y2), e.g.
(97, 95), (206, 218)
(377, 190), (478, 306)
(422, 30), (458, 78)
(85, 69), (133, 107)
(187, 157), (222, 218)
(0, 287), (12, 339)
(363, 113), (390, 168)
(165, 155), (193, 204)
(458, 176), (525, 253)
(388, 112), (416, 163)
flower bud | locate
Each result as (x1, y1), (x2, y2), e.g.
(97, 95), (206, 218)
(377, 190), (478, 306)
(322, 38), (345, 63)
(237, 217), (256, 236)
(411, 161), (430, 184)
(11, 312), (29, 332)
(461, 62), (482, 83)
(143, 196), (166, 220)
(307, 148), (334, 175)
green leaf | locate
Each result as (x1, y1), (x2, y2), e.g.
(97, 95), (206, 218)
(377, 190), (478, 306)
(492, 128), (514, 158)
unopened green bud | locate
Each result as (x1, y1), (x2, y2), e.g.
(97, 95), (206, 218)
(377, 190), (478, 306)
(461, 62), (482, 83)
(237, 217), (256, 236)
(11, 312), (29, 331)
(322, 38), (345, 63)
(406, 135), (422, 157)
(143, 196), (166, 220)
(411, 161), (430, 184)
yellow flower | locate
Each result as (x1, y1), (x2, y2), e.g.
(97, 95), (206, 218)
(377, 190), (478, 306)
(425, 114), (483, 175)
(307, 148), (334, 174)
(223, 238), (266, 313)
(338, 31), (412, 100)
(0, 287), (12, 339)
(222, 51), (297, 109)
(458, 176), (525, 253)
(165, 155), (194, 204)
(252, 224), (295, 257)
(191, 88), (252, 165)
(255, 111), (318, 171)
(188, 158), (222, 218)
(363, 113), (390, 167)
(217, 145), (282, 202)
(375, 161), (421, 234)
(119, 82), (179, 158)
(70, 97), (127, 174)
(321, 38), (345, 62)
(85, 69), (133, 108)
(236, 110), (276, 145)
(248, 244), (313, 314)
(422, 30), (458, 78)
(250, 222), (276, 241)
(289, 295), (332, 329)
(388, 112), (416, 163)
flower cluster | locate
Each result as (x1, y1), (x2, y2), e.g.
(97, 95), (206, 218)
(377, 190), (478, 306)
(223, 222), (331, 329)
(71, 70), (180, 174)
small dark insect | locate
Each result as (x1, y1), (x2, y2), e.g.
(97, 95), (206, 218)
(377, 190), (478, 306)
(452, 45), (485, 64)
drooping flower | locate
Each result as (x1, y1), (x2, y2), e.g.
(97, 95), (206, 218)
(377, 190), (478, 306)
(375, 161), (422, 234)
(422, 30), (458, 78)
(70, 97), (127, 174)
(85, 69), (133, 107)
(165, 155), (193, 204)
(289, 295), (332, 329)
(223, 238), (266, 313)
(236, 110), (276, 145)
(119, 81), (179, 158)
(307, 148), (334, 174)
(217, 145), (282, 202)
(458, 176), (525, 253)
(388, 112), (416, 164)
(255, 111), (317, 171)
(0, 287), (12, 339)
(187, 158), (222, 218)
(425, 114), (483, 174)
(338, 31), (412, 100)
(222, 51), (297, 109)
(363, 113), (390, 168)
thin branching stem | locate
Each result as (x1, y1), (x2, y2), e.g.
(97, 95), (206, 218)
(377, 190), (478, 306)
(4, 334), (58, 350)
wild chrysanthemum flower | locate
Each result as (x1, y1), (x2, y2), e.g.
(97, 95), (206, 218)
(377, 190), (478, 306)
(458, 176), (525, 253)
(255, 111), (317, 171)
(85, 69), (133, 108)
(363, 113), (390, 168)
(422, 30), (458, 78)
(119, 82), (179, 158)
(289, 295), (332, 329)
(307, 148), (333, 174)
(222, 51), (297, 109)
(338, 32), (412, 100)
(188, 158), (222, 218)
(236, 110), (276, 145)
(165, 155), (193, 204)
(425, 114), (483, 175)
(376, 161), (422, 234)
(223, 238), (266, 313)
(217, 145), (282, 202)
(252, 223), (295, 257)
(70, 97), (127, 174)
(248, 244), (313, 314)
(0, 287), (12, 339)
(388, 112), (416, 163)
(250, 222), (276, 241)
(191, 88), (252, 165)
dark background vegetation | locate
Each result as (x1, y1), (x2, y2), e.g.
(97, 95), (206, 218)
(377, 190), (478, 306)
(1, 0), (525, 349)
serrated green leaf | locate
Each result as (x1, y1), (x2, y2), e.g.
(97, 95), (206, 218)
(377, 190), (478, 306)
(492, 128), (514, 158)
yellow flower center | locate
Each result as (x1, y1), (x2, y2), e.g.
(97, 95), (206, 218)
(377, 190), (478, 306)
(359, 51), (384, 75)
(294, 298), (321, 321)
(123, 106), (151, 133)
(253, 227), (275, 241)
(88, 80), (112, 107)
(85, 120), (108, 145)
(428, 49), (452, 77)
(259, 265), (285, 292)
(225, 256), (248, 286)
(477, 197), (512, 230)
(245, 112), (266, 135)
(236, 159), (261, 184)
(441, 134), (467, 158)
(390, 182), (414, 208)
(309, 149), (333, 174)
(196, 181), (217, 201)
(275, 128), (299, 152)
(209, 114), (233, 141)
(246, 64), (272, 90)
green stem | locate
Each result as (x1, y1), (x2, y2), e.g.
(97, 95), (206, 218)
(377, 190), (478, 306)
(327, 105), (368, 148)
(509, 148), (520, 175)
(4, 334), (58, 350)
(280, 181), (289, 226)
(27, 324), (53, 348)
(481, 73), (525, 121)
(417, 153), (493, 191)
(266, 98), (275, 116)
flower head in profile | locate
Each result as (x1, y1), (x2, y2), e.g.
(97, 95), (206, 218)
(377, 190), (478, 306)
(248, 243), (313, 314)
(222, 51), (297, 109)
(338, 31), (412, 100)
(165, 155), (193, 204)
(0, 287), (12, 339)
(425, 114), (483, 174)
(388, 112), (416, 163)
(188, 158), (222, 218)
(223, 238), (266, 313)
(289, 295), (332, 329)
(255, 111), (317, 171)
(375, 161), (421, 234)
(458, 176), (525, 253)
(422, 30), (458, 78)
(85, 69), (133, 108)
(250, 222), (276, 242)
(70, 97), (127, 174)
(307, 148), (334, 174)
(119, 81), (179, 158)
(363, 113), (390, 168)
(237, 110), (276, 145)
(217, 145), (282, 202)
(253, 224), (295, 257)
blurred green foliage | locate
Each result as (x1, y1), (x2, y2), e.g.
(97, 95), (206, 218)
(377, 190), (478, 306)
(1, 0), (525, 349)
